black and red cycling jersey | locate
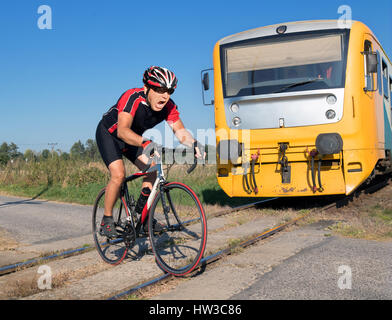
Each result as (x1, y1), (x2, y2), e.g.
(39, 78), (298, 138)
(101, 88), (180, 137)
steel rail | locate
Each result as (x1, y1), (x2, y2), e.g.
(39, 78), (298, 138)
(107, 206), (315, 300)
(0, 245), (93, 276)
(0, 198), (278, 276)
(107, 176), (391, 300)
(2, 174), (389, 289)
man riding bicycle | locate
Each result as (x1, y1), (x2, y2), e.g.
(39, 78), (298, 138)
(96, 66), (205, 238)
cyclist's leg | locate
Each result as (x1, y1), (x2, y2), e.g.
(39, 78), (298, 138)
(123, 145), (157, 196)
(104, 159), (125, 217)
(125, 148), (157, 227)
(98, 160), (124, 238)
(96, 121), (125, 237)
(96, 121), (125, 218)
(134, 155), (156, 224)
(134, 155), (156, 190)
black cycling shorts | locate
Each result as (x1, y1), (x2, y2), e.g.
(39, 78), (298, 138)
(95, 120), (143, 167)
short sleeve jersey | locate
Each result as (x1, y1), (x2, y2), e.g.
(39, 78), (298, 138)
(101, 88), (180, 136)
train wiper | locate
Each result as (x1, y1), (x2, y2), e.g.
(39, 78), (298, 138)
(272, 78), (323, 94)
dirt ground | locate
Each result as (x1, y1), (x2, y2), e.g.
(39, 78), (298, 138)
(120, 180), (392, 300)
(303, 182), (392, 241)
(0, 227), (19, 251)
(1, 178), (391, 300)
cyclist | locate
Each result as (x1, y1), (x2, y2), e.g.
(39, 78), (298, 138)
(96, 66), (205, 238)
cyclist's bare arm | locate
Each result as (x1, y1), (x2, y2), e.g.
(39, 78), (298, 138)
(169, 119), (204, 159)
(117, 111), (144, 147)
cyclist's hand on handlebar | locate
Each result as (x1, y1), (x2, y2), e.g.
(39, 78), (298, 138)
(193, 140), (206, 160)
(142, 140), (161, 158)
(187, 141), (206, 174)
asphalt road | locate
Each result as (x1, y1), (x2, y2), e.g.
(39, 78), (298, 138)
(0, 195), (92, 245)
(231, 235), (392, 300)
(154, 222), (392, 300)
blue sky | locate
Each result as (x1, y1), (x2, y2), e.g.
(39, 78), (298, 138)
(0, 0), (391, 153)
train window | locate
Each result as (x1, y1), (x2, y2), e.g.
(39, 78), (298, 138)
(390, 76), (392, 107)
(382, 59), (389, 100)
(221, 30), (350, 97)
(364, 40), (376, 92)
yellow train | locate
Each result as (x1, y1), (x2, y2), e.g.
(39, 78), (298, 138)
(202, 20), (392, 197)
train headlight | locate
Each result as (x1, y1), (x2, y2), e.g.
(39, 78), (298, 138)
(232, 117), (241, 127)
(325, 109), (336, 120)
(276, 25), (287, 34)
(326, 94), (337, 105)
(230, 103), (239, 113)
(316, 133), (343, 155)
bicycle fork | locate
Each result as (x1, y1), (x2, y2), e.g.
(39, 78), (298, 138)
(161, 185), (184, 232)
(159, 185), (173, 230)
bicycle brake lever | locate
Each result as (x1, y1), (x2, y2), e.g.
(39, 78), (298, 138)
(187, 155), (206, 174)
(187, 162), (197, 174)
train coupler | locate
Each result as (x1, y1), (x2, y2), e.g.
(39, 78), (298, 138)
(279, 143), (291, 184)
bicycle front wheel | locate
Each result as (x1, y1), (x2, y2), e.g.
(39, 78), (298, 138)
(149, 182), (207, 276)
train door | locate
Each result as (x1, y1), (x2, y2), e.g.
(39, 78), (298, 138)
(363, 35), (384, 151)
(390, 76), (392, 111)
(381, 58), (392, 153)
(363, 39), (376, 92)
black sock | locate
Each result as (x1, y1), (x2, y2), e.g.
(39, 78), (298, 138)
(135, 187), (151, 215)
(103, 215), (114, 222)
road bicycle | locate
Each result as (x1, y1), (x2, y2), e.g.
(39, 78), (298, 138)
(92, 151), (207, 276)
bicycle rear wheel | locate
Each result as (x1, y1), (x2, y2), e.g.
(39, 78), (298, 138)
(92, 188), (129, 265)
(149, 182), (207, 276)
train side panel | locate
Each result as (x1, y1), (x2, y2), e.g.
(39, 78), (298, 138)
(342, 22), (382, 194)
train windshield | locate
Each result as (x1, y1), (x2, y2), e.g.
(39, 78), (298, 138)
(221, 29), (350, 97)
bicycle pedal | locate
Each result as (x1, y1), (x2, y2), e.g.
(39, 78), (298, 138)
(134, 255), (143, 261)
(145, 249), (154, 256)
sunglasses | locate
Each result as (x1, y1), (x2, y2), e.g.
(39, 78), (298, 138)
(151, 86), (175, 95)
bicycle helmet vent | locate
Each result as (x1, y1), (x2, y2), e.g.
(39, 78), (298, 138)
(143, 66), (178, 90)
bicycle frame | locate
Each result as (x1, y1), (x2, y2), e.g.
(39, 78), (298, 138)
(93, 151), (206, 273)
(120, 158), (166, 235)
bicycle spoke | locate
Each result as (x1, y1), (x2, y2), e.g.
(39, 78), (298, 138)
(149, 183), (207, 276)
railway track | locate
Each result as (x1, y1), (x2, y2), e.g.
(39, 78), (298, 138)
(0, 197), (279, 277)
(107, 196), (335, 300)
(1, 174), (390, 299)
(108, 174), (392, 300)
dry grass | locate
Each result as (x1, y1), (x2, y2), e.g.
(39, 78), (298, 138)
(3, 260), (111, 299)
(327, 206), (392, 240)
(300, 185), (392, 241)
(120, 275), (187, 300)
